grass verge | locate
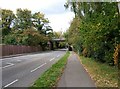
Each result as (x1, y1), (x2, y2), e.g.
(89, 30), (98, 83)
(79, 56), (118, 87)
(30, 51), (70, 89)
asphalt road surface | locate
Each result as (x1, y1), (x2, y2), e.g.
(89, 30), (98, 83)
(1, 49), (67, 88)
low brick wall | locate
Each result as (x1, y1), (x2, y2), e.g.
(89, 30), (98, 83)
(1, 45), (42, 56)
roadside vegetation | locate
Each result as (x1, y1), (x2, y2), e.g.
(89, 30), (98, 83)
(64, 2), (119, 66)
(79, 56), (118, 87)
(1, 8), (67, 50)
(64, 1), (119, 87)
(30, 51), (70, 88)
(1, 8), (53, 49)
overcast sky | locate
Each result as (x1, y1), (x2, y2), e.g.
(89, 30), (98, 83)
(0, 0), (75, 32)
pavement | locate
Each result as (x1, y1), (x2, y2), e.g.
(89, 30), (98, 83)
(57, 52), (96, 88)
(1, 49), (67, 88)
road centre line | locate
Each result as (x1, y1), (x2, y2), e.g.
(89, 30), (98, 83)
(2, 63), (14, 69)
(4, 79), (18, 88)
(50, 58), (55, 61)
(31, 63), (46, 72)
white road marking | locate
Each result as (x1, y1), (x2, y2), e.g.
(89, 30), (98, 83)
(57, 55), (60, 57)
(31, 63), (46, 72)
(50, 58), (55, 61)
(4, 79), (18, 88)
(3, 63), (14, 69)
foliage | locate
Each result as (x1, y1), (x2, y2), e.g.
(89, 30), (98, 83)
(4, 28), (49, 46)
(80, 56), (118, 87)
(53, 31), (63, 39)
(14, 8), (32, 30)
(32, 12), (49, 31)
(2, 8), (53, 47)
(65, 17), (82, 54)
(45, 26), (53, 39)
(4, 34), (18, 45)
(64, 2), (119, 64)
(30, 51), (70, 88)
(59, 42), (66, 48)
(1, 9), (15, 36)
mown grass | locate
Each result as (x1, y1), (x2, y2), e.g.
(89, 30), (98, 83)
(79, 56), (118, 88)
(30, 51), (70, 89)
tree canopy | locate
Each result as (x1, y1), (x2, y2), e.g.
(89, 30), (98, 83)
(64, 2), (119, 65)
(1, 8), (53, 48)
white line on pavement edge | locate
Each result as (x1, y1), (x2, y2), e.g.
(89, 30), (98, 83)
(30, 63), (46, 72)
(50, 58), (55, 61)
(2, 63), (14, 69)
(4, 79), (18, 88)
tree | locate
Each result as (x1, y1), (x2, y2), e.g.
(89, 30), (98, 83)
(32, 12), (49, 32)
(21, 28), (48, 46)
(53, 31), (63, 39)
(1, 9), (15, 36)
(2, 8), (53, 50)
(45, 26), (53, 38)
(64, 17), (82, 54)
(15, 8), (32, 30)
(4, 28), (49, 46)
(65, 2), (119, 64)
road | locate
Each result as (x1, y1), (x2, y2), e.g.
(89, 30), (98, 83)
(1, 49), (67, 88)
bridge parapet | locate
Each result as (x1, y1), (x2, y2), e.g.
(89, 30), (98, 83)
(52, 38), (65, 42)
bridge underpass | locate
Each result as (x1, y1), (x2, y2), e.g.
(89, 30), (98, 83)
(48, 38), (66, 50)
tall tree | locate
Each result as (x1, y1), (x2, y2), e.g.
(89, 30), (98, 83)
(2, 9), (15, 36)
(15, 8), (32, 30)
(32, 12), (49, 33)
(2, 8), (53, 49)
(65, 1), (119, 64)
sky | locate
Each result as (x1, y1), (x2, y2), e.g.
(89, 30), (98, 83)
(0, 0), (75, 32)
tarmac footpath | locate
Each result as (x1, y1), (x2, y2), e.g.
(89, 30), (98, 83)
(57, 52), (96, 88)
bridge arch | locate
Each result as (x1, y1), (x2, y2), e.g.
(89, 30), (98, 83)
(48, 38), (66, 50)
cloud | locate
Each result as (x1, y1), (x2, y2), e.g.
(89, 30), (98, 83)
(42, 1), (66, 15)
(0, 0), (74, 32)
(46, 12), (74, 32)
(0, 0), (65, 13)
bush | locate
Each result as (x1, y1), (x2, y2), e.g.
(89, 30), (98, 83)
(4, 34), (18, 45)
(3, 28), (49, 46)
